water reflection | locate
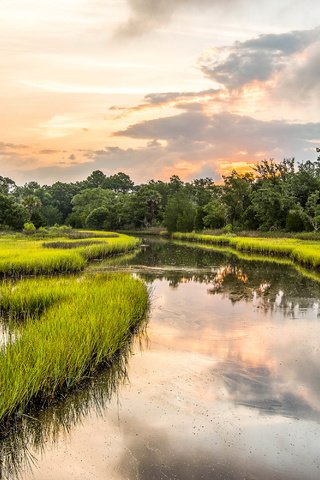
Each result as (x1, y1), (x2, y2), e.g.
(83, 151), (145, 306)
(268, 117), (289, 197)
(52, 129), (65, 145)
(100, 238), (320, 318)
(0, 326), (147, 480)
(116, 417), (304, 480)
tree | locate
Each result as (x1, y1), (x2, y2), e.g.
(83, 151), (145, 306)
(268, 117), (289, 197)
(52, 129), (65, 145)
(104, 172), (134, 193)
(222, 171), (254, 227)
(131, 186), (162, 227)
(168, 175), (184, 195)
(0, 176), (16, 195)
(0, 194), (29, 229)
(85, 207), (111, 230)
(71, 188), (116, 227)
(253, 158), (295, 185)
(164, 192), (196, 232)
(20, 195), (46, 228)
(203, 199), (228, 229)
(287, 159), (320, 207)
(303, 191), (320, 231)
(250, 184), (294, 230)
(49, 182), (81, 222)
(84, 170), (107, 189)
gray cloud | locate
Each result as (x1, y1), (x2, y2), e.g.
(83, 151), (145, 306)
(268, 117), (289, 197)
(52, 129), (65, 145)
(142, 88), (220, 106)
(38, 149), (63, 155)
(200, 26), (320, 89)
(115, 0), (240, 38)
(277, 42), (320, 102)
(47, 110), (317, 183)
(115, 110), (320, 157)
(110, 89), (221, 118)
(3, 110), (319, 185)
(0, 142), (28, 150)
(242, 27), (320, 54)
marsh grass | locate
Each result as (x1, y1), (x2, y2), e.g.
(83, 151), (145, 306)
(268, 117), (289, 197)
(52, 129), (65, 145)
(42, 240), (106, 249)
(172, 232), (320, 270)
(0, 273), (148, 425)
(0, 341), (139, 480)
(0, 233), (139, 277)
(172, 240), (293, 267)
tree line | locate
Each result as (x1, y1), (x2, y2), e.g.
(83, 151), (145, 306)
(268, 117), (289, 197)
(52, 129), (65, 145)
(1, 153), (320, 233)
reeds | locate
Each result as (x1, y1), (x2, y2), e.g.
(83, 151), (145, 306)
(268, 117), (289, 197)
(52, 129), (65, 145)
(0, 273), (148, 424)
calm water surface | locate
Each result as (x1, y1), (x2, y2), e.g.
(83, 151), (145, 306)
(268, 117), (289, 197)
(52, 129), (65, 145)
(2, 238), (320, 479)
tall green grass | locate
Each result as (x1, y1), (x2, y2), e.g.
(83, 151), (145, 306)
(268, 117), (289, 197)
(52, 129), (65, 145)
(0, 274), (148, 424)
(0, 232), (140, 277)
(171, 232), (320, 270)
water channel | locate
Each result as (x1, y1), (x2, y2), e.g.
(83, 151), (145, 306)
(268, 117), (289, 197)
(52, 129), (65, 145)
(1, 237), (320, 479)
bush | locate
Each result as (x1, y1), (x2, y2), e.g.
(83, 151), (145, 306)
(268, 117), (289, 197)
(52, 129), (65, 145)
(23, 222), (36, 234)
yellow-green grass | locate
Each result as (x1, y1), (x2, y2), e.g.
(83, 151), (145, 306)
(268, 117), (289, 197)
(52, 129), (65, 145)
(172, 232), (320, 270)
(0, 233), (140, 277)
(172, 240), (293, 267)
(0, 273), (148, 424)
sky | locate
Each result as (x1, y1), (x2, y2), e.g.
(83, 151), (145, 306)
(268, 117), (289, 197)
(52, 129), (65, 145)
(1, 0), (320, 185)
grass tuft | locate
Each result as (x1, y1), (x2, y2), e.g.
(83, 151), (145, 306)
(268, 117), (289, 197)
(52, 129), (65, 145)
(0, 274), (148, 425)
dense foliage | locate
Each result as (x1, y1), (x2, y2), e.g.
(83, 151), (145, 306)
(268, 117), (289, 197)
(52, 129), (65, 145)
(2, 152), (320, 232)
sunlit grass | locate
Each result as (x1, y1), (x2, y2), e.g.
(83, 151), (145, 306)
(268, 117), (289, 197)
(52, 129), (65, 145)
(172, 232), (320, 270)
(0, 274), (148, 424)
(0, 233), (140, 277)
(172, 240), (293, 266)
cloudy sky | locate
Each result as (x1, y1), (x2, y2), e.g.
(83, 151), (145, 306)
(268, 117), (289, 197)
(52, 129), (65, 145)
(1, 0), (320, 184)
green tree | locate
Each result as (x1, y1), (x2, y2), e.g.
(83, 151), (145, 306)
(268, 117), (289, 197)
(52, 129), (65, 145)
(287, 159), (320, 207)
(250, 184), (294, 230)
(0, 176), (16, 195)
(131, 186), (162, 228)
(303, 191), (320, 231)
(71, 188), (116, 227)
(85, 207), (111, 230)
(0, 194), (29, 230)
(203, 199), (228, 229)
(222, 171), (254, 227)
(164, 192), (196, 232)
(49, 182), (81, 223)
(104, 172), (134, 193)
(253, 158), (295, 185)
(84, 170), (107, 189)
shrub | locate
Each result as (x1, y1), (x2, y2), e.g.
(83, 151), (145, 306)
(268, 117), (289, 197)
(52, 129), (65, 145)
(23, 222), (36, 234)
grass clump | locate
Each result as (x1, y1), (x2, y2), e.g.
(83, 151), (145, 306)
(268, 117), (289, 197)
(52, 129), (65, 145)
(171, 232), (320, 271)
(0, 232), (140, 277)
(0, 274), (148, 424)
(0, 242), (85, 277)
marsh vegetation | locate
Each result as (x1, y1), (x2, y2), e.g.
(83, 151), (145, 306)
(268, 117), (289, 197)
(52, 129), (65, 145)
(171, 232), (320, 270)
(0, 231), (140, 277)
(0, 231), (148, 438)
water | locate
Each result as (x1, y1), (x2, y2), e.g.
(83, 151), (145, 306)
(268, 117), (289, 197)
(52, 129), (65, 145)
(1, 238), (320, 479)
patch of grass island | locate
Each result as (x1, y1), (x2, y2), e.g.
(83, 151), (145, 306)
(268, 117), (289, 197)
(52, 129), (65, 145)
(0, 231), (140, 277)
(0, 229), (148, 428)
(0, 273), (148, 426)
(170, 232), (320, 270)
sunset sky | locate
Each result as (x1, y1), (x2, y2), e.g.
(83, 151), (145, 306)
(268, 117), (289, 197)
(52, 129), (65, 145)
(1, 0), (320, 185)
